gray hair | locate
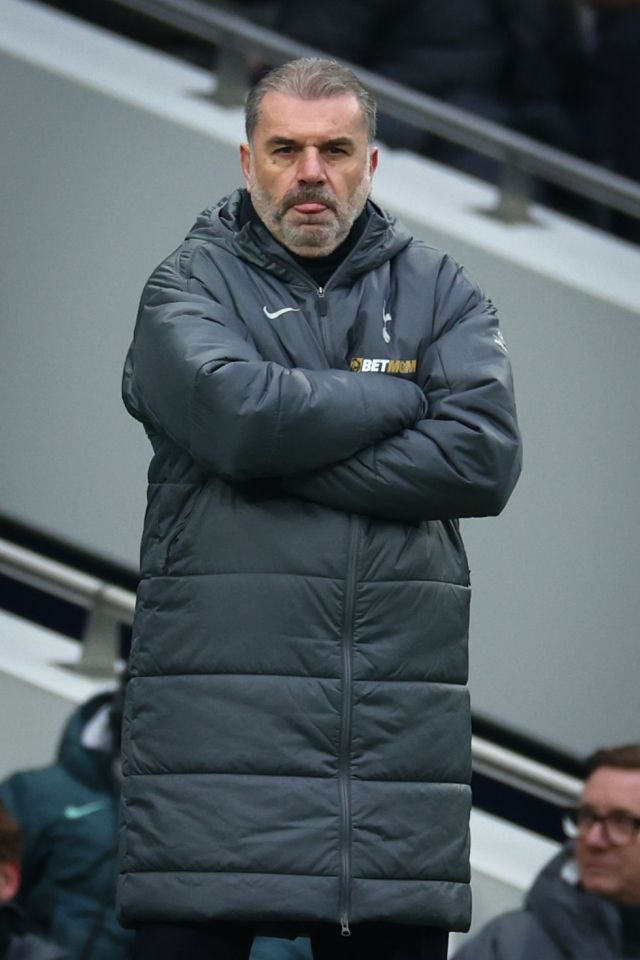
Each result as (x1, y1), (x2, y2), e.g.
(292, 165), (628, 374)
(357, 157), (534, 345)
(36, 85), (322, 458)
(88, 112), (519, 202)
(245, 58), (377, 143)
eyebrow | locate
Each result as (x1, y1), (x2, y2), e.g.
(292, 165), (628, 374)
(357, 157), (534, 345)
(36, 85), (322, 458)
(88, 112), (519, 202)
(582, 804), (640, 818)
(267, 136), (355, 149)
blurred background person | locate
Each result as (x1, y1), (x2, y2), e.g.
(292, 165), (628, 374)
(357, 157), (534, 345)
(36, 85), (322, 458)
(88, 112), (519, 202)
(589, 0), (640, 240)
(0, 799), (66, 960)
(452, 743), (640, 959)
(0, 691), (132, 960)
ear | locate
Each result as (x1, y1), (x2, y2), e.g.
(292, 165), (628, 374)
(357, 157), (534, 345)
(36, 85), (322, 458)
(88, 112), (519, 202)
(369, 146), (379, 178)
(239, 143), (252, 189)
(0, 860), (20, 904)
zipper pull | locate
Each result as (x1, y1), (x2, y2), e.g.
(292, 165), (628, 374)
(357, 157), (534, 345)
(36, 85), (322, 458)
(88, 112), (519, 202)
(340, 917), (351, 937)
(317, 286), (328, 318)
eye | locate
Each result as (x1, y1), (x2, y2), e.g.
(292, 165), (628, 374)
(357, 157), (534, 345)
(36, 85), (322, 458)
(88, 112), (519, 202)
(327, 145), (348, 156)
(610, 812), (634, 828)
(273, 145), (294, 156)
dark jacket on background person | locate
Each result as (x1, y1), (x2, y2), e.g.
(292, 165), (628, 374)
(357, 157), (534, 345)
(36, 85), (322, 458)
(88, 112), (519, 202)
(119, 189), (521, 934)
(276, 0), (510, 113)
(591, 0), (640, 240)
(452, 846), (637, 960)
(0, 695), (132, 960)
(0, 904), (66, 960)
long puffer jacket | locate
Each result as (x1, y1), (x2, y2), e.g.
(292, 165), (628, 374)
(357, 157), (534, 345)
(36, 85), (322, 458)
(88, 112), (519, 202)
(118, 190), (521, 934)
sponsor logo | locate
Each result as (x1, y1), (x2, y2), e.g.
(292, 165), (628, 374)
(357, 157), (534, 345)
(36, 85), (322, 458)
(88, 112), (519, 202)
(350, 357), (417, 374)
(263, 306), (301, 320)
(63, 800), (109, 820)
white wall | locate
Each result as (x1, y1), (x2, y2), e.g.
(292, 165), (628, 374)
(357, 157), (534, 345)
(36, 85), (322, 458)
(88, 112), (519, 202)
(1, 0), (639, 758)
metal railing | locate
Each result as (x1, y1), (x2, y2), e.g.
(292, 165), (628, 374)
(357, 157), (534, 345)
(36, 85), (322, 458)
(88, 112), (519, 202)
(0, 537), (134, 678)
(0, 535), (582, 803)
(473, 738), (581, 805)
(107, 0), (640, 225)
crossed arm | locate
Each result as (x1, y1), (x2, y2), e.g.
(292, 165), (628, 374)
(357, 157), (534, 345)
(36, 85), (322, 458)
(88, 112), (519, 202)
(124, 249), (427, 481)
(124, 250), (521, 522)
(282, 294), (522, 522)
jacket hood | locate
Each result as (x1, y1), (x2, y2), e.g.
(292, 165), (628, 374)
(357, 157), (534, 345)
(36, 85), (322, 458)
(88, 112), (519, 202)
(184, 188), (412, 287)
(56, 692), (116, 794)
(525, 844), (622, 957)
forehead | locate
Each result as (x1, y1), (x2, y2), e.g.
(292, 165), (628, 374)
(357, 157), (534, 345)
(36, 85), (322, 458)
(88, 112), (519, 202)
(255, 91), (367, 142)
(583, 766), (640, 810)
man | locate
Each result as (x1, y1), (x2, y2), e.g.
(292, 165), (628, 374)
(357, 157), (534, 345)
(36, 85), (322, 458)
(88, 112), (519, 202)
(0, 692), (133, 960)
(119, 57), (521, 960)
(0, 800), (66, 959)
(453, 744), (640, 959)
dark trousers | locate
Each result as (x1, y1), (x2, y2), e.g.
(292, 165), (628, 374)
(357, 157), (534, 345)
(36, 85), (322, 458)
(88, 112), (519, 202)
(132, 922), (449, 960)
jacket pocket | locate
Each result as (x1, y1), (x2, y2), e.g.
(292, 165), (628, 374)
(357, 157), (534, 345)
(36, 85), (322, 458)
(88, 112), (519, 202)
(162, 480), (206, 575)
(448, 518), (471, 584)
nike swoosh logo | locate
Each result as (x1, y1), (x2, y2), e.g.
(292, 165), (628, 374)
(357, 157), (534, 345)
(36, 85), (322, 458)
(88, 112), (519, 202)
(263, 306), (301, 320)
(63, 800), (109, 820)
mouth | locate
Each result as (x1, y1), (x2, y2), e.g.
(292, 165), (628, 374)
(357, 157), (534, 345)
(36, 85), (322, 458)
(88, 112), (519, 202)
(283, 192), (336, 218)
(292, 202), (329, 215)
(581, 859), (618, 876)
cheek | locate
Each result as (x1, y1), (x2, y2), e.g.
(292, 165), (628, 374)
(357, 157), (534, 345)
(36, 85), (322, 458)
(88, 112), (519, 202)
(621, 849), (640, 881)
(261, 171), (291, 199)
(574, 839), (588, 867)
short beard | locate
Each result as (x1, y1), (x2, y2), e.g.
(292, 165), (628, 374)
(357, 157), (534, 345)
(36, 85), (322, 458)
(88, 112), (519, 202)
(249, 176), (372, 257)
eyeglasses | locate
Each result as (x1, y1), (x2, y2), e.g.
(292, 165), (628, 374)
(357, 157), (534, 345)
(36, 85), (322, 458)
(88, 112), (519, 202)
(563, 806), (640, 846)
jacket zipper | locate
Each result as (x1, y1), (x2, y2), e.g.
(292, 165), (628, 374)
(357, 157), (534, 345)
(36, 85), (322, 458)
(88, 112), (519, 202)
(275, 264), (333, 362)
(316, 285), (332, 359)
(339, 517), (360, 937)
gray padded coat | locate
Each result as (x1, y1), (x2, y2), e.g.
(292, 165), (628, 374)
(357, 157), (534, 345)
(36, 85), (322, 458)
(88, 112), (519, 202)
(452, 847), (630, 959)
(119, 190), (521, 933)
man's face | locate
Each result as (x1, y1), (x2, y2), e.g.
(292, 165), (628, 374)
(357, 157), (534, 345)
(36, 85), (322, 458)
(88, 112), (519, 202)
(240, 90), (378, 257)
(575, 766), (640, 904)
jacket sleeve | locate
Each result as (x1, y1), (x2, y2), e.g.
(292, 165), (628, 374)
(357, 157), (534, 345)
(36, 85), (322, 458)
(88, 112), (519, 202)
(451, 910), (546, 960)
(451, 919), (503, 960)
(282, 257), (522, 522)
(122, 248), (427, 480)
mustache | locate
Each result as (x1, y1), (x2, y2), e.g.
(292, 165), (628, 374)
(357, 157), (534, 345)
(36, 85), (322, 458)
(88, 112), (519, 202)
(282, 187), (336, 213)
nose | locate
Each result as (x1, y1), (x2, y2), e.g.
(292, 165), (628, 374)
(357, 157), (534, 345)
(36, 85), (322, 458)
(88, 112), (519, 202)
(297, 147), (326, 184)
(583, 820), (610, 848)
